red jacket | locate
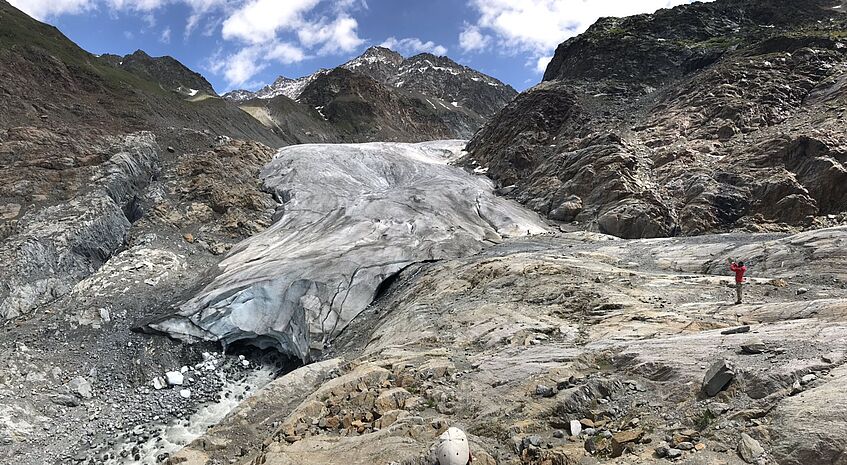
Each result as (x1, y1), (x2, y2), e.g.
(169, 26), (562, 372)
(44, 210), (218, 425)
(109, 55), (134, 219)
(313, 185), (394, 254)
(730, 263), (747, 283)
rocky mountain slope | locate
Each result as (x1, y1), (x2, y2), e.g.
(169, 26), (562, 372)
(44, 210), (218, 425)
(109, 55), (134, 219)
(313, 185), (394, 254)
(100, 50), (217, 97)
(0, 1), (284, 146)
(464, 0), (847, 238)
(224, 46), (517, 140)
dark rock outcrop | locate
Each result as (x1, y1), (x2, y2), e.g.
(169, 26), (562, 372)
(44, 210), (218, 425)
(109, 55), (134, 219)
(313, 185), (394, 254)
(465, 0), (847, 238)
(101, 50), (217, 96)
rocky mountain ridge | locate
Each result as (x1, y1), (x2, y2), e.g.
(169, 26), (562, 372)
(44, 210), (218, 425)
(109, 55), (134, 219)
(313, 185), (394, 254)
(100, 50), (217, 97)
(222, 46), (517, 139)
(464, 0), (847, 238)
(224, 46), (515, 115)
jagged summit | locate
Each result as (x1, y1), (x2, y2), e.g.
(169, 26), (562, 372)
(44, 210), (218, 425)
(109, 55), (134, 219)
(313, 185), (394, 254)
(222, 45), (515, 113)
(224, 45), (517, 139)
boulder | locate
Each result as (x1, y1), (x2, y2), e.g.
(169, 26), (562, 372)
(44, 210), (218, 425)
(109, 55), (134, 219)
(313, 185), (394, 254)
(374, 388), (412, 414)
(741, 338), (766, 354)
(703, 359), (735, 397)
(569, 419), (582, 437)
(67, 376), (92, 399)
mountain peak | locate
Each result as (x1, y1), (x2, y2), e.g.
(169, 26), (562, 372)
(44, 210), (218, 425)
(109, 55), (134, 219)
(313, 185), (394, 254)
(343, 46), (404, 72)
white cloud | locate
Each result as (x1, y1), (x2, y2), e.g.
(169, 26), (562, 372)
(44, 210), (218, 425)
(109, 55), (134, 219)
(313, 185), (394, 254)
(459, 23), (491, 53)
(215, 0), (364, 83)
(7, 0), (94, 20)
(142, 13), (156, 27)
(463, 0), (708, 70)
(381, 37), (448, 57)
(106, 0), (167, 11)
(267, 41), (307, 64)
(534, 55), (552, 73)
(160, 26), (172, 43)
(211, 40), (307, 87)
(297, 15), (363, 55)
(183, 0), (227, 38)
(221, 0), (321, 44)
(210, 46), (267, 87)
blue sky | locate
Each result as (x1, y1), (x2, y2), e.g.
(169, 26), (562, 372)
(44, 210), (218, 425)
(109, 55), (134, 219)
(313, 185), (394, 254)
(10, 0), (705, 94)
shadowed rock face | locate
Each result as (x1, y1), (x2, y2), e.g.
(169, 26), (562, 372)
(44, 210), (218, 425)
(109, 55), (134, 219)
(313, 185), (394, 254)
(148, 141), (548, 362)
(465, 0), (847, 238)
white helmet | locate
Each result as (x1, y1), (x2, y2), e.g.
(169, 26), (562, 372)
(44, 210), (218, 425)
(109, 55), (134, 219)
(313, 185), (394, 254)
(436, 427), (470, 465)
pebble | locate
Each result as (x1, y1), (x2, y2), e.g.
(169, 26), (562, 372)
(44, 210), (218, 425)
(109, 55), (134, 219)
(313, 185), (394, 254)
(165, 371), (184, 386)
(569, 419), (582, 436)
(667, 448), (683, 458)
(179, 389), (191, 399)
(535, 384), (556, 398)
(68, 377), (93, 399)
(801, 373), (817, 384)
(738, 433), (764, 463)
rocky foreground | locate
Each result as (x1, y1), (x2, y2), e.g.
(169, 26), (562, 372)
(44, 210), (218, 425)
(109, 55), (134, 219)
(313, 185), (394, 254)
(169, 226), (847, 465)
(2, 134), (846, 465)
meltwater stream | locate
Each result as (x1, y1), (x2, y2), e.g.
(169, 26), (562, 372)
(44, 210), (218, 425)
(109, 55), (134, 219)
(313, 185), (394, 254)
(105, 360), (279, 465)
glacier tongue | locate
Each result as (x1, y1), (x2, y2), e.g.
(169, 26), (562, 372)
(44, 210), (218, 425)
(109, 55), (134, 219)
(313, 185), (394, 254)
(148, 140), (548, 362)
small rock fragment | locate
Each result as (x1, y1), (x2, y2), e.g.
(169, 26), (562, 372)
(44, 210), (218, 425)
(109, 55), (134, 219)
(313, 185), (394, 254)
(738, 433), (764, 463)
(667, 448), (683, 458)
(152, 377), (167, 390)
(721, 326), (750, 335)
(67, 376), (93, 399)
(535, 384), (556, 398)
(165, 371), (184, 386)
(569, 419), (582, 437)
(51, 394), (81, 407)
(741, 338), (766, 354)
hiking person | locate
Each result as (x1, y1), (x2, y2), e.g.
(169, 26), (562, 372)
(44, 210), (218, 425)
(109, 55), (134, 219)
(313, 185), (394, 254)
(728, 258), (748, 304)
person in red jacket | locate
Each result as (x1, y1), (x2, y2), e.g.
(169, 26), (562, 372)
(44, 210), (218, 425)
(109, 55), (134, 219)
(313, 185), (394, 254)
(728, 258), (748, 304)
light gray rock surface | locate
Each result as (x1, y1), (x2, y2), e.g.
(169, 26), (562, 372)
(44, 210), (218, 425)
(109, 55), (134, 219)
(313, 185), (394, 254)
(149, 141), (547, 361)
(0, 132), (159, 322)
(171, 226), (847, 465)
